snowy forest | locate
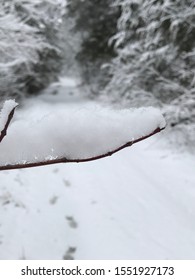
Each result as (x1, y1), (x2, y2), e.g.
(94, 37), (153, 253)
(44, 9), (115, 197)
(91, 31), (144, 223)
(0, 0), (195, 259)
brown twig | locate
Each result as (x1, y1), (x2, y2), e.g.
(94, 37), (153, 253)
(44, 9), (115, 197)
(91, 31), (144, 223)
(0, 104), (18, 143)
(0, 126), (165, 171)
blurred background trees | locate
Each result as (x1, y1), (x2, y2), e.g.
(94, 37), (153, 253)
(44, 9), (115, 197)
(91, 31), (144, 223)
(0, 0), (194, 146)
(103, 0), (195, 144)
(104, 0), (195, 106)
(66, 0), (195, 146)
(66, 0), (121, 91)
(0, 0), (66, 101)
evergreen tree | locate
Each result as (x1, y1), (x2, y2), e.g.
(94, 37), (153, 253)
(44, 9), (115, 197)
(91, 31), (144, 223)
(105, 0), (195, 106)
(103, 0), (195, 145)
(0, 0), (66, 101)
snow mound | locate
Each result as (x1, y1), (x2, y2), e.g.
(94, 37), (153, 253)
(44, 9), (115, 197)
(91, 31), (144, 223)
(0, 102), (165, 167)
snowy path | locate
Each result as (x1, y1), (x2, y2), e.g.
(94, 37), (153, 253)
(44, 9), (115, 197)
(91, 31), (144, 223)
(0, 77), (195, 259)
(0, 136), (195, 259)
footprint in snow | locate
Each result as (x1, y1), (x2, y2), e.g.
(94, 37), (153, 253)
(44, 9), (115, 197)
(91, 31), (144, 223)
(66, 216), (78, 229)
(63, 247), (77, 260)
(49, 195), (58, 205)
(0, 232), (3, 245)
(14, 174), (24, 186)
(53, 168), (59, 174)
(63, 179), (71, 187)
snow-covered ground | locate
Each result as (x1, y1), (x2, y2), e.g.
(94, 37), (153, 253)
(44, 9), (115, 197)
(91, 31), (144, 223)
(0, 77), (195, 260)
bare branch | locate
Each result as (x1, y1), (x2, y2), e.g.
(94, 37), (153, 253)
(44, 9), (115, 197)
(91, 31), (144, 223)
(0, 101), (18, 143)
(0, 126), (165, 171)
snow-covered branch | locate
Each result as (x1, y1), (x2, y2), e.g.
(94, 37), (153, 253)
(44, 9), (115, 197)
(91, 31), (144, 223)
(0, 101), (166, 170)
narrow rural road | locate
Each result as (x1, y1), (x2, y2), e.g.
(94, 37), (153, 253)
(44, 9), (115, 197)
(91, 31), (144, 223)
(0, 135), (195, 259)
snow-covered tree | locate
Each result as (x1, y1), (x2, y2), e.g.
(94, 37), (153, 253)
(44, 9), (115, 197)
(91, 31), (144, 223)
(0, 0), (66, 101)
(104, 0), (195, 106)
(102, 0), (195, 146)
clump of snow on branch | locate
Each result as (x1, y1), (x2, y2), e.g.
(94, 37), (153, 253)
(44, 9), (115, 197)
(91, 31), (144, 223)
(0, 101), (165, 167)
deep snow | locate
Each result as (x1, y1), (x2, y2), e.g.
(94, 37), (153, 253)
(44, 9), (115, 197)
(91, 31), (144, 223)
(0, 77), (194, 260)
